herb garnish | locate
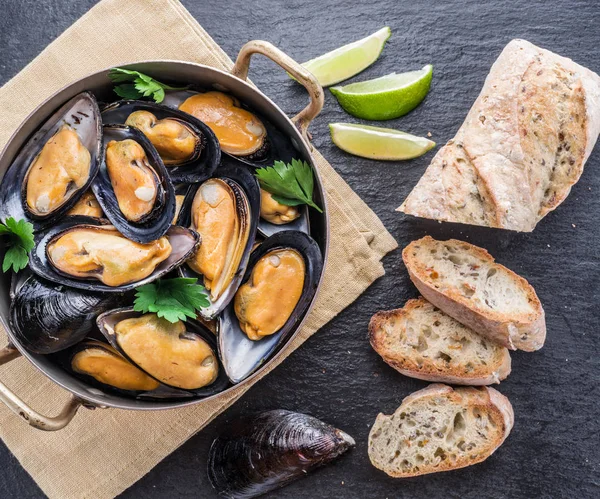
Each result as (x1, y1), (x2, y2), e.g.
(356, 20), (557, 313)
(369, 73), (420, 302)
(0, 217), (35, 273)
(133, 277), (210, 323)
(108, 68), (187, 104)
(255, 159), (323, 213)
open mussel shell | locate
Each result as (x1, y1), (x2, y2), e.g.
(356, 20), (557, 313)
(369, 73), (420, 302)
(218, 230), (323, 384)
(178, 157), (260, 319)
(91, 124), (175, 243)
(9, 271), (121, 354)
(101, 100), (220, 184)
(66, 339), (196, 400)
(207, 410), (355, 498)
(96, 307), (230, 396)
(28, 215), (199, 293)
(258, 200), (310, 238)
(163, 89), (299, 168)
(0, 92), (102, 228)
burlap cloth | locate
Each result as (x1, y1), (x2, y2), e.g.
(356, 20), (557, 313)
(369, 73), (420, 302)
(0, 0), (397, 497)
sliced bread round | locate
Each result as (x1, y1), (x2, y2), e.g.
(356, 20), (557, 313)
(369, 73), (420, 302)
(369, 298), (511, 385)
(368, 384), (514, 477)
(402, 236), (546, 351)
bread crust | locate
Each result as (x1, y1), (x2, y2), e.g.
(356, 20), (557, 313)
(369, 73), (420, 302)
(368, 384), (514, 477)
(402, 237), (546, 351)
(369, 298), (511, 385)
(399, 39), (600, 232)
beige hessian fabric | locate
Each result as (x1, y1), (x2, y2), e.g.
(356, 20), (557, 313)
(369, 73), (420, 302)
(0, 0), (398, 497)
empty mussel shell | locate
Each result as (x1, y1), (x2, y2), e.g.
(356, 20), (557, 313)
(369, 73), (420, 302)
(101, 100), (220, 183)
(28, 215), (199, 292)
(92, 124), (176, 243)
(163, 89), (299, 168)
(9, 271), (120, 354)
(218, 230), (323, 383)
(96, 307), (230, 396)
(178, 157), (260, 319)
(0, 92), (102, 228)
(207, 410), (354, 498)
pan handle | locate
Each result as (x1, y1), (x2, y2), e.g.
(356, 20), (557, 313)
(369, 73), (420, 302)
(0, 344), (85, 431)
(231, 40), (324, 148)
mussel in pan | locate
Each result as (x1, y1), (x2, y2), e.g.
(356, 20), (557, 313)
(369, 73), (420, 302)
(0, 92), (102, 227)
(258, 189), (310, 238)
(92, 125), (175, 243)
(71, 340), (160, 392)
(101, 100), (220, 183)
(207, 410), (354, 498)
(163, 90), (299, 167)
(178, 159), (260, 319)
(28, 216), (199, 292)
(67, 189), (104, 218)
(176, 90), (268, 159)
(9, 271), (120, 354)
(96, 308), (230, 396)
(218, 230), (323, 383)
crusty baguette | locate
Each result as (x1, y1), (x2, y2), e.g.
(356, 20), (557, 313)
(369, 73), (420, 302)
(369, 298), (511, 385)
(402, 237), (545, 351)
(398, 39), (600, 232)
(368, 384), (514, 477)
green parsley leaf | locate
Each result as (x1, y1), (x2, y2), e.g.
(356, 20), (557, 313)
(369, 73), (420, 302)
(108, 68), (188, 103)
(133, 277), (210, 323)
(0, 217), (35, 273)
(255, 159), (323, 213)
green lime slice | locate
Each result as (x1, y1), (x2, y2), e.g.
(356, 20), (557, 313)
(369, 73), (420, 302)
(329, 123), (435, 160)
(299, 27), (391, 87)
(330, 65), (433, 120)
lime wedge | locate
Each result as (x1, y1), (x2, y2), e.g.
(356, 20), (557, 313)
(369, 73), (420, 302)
(299, 27), (391, 87)
(329, 123), (435, 160)
(330, 65), (433, 120)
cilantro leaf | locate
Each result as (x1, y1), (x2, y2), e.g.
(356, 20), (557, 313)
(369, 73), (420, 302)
(134, 277), (210, 323)
(0, 217), (35, 273)
(255, 159), (323, 213)
(108, 68), (187, 103)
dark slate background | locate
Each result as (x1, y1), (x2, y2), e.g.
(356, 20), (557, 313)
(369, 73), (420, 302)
(1, 0), (599, 497)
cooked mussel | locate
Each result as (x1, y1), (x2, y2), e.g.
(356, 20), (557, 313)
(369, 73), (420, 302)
(178, 91), (268, 159)
(67, 189), (104, 218)
(178, 159), (260, 319)
(101, 100), (220, 183)
(71, 340), (160, 392)
(207, 410), (354, 498)
(97, 308), (230, 395)
(92, 125), (175, 243)
(0, 92), (102, 227)
(29, 216), (199, 292)
(218, 230), (323, 383)
(8, 271), (120, 354)
(258, 189), (310, 238)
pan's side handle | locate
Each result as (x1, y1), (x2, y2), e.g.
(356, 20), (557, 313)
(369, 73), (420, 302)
(231, 40), (324, 149)
(0, 344), (84, 431)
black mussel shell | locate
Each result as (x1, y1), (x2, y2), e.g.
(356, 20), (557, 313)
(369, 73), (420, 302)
(96, 307), (230, 396)
(28, 215), (199, 293)
(9, 271), (120, 354)
(0, 92), (102, 228)
(92, 124), (175, 243)
(207, 410), (354, 498)
(101, 100), (220, 184)
(162, 90), (299, 168)
(218, 230), (323, 383)
(65, 339), (196, 400)
(178, 156), (260, 319)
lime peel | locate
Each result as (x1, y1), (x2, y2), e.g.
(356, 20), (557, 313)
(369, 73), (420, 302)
(299, 27), (392, 87)
(329, 123), (435, 161)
